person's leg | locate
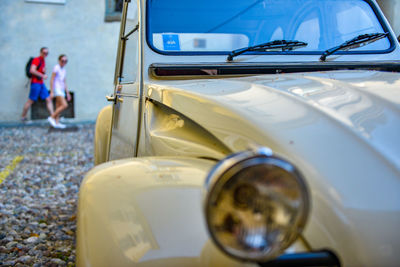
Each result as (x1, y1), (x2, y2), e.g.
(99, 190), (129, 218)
(53, 96), (68, 123)
(38, 84), (57, 127)
(45, 97), (54, 117)
(39, 83), (54, 116)
(22, 83), (40, 119)
(21, 99), (34, 119)
(54, 97), (61, 124)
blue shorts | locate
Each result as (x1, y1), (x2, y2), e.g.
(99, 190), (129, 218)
(29, 83), (49, 101)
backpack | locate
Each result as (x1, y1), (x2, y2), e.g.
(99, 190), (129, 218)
(25, 57), (42, 78)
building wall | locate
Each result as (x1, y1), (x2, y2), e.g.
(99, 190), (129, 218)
(377, 0), (400, 37)
(0, 0), (120, 122)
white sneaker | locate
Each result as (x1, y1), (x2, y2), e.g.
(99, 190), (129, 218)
(56, 122), (66, 129)
(47, 117), (57, 128)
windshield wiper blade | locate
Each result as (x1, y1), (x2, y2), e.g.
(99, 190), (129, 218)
(227, 40), (308, 62)
(320, 32), (389, 62)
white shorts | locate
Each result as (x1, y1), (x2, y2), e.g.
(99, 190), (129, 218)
(54, 87), (65, 97)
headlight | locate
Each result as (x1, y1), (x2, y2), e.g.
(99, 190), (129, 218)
(204, 147), (310, 262)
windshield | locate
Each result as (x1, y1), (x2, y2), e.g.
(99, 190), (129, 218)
(147, 0), (391, 54)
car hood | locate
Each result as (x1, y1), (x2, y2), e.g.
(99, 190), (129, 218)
(245, 70), (400, 169)
(149, 70), (400, 170)
(148, 70), (400, 266)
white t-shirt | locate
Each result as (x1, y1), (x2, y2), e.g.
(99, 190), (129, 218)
(52, 64), (66, 97)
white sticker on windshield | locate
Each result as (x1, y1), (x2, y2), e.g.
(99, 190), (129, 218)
(162, 34), (181, 51)
(153, 33), (249, 52)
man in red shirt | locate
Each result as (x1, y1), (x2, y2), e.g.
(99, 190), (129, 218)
(21, 47), (57, 127)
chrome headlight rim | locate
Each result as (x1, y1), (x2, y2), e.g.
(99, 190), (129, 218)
(204, 147), (310, 262)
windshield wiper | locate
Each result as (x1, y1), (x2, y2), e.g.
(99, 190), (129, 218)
(227, 40), (308, 62)
(320, 32), (389, 62)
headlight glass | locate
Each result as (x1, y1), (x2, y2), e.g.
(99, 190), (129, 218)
(204, 148), (309, 261)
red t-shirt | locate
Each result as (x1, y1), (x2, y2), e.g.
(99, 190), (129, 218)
(31, 56), (45, 84)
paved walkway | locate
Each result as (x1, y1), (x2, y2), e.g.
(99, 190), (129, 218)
(0, 123), (94, 266)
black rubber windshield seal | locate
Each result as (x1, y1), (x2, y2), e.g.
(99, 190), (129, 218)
(149, 61), (400, 78)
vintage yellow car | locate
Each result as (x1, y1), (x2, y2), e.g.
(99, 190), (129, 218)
(76, 0), (400, 266)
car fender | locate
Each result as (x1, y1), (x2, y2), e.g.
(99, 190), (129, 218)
(76, 156), (309, 267)
(94, 105), (112, 165)
(76, 156), (260, 266)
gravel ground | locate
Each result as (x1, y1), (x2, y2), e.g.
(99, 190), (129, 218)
(0, 124), (94, 266)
